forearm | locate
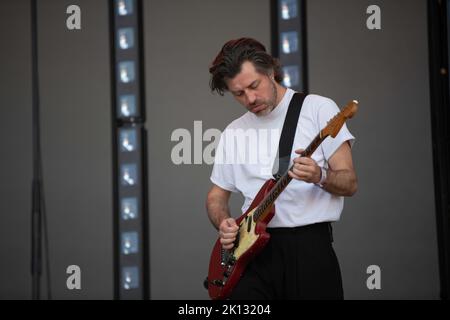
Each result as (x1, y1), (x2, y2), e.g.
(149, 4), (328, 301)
(322, 168), (357, 197)
(206, 196), (231, 230)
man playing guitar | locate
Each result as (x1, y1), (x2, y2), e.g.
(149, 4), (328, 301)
(206, 38), (357, 299)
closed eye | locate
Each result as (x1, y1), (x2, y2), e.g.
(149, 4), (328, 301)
(250, 81), (259, 89)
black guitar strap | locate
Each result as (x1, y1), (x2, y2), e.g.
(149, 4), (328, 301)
(273, 92), (307, 180)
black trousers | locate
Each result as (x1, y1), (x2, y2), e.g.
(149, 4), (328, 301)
(229, 222), (344, 300)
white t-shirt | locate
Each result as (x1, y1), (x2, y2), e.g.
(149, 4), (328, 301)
(210, 88), (355, 227)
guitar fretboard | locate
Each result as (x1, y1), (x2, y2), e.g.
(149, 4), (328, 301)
(252, 132), (325, 222)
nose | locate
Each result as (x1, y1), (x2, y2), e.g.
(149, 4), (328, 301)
(245, 90), (256, 106)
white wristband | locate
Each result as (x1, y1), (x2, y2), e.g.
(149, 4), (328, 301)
(316, 167), (327, 188)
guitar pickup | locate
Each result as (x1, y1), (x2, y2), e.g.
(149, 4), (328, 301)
(233, 231), (240, 248)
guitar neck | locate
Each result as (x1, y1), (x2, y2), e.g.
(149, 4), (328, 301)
(252, 131), (327, 223)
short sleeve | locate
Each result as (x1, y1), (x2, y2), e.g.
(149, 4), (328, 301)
(317, 98), (355, 162)
(210, 132), (239, 193)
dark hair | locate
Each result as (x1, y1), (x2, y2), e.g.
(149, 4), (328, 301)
(209, 38), (282, 95)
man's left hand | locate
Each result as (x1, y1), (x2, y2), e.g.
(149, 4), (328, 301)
(288, 149), (321, 184)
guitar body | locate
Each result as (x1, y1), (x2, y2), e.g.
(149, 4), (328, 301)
(207, 179), (277, 300)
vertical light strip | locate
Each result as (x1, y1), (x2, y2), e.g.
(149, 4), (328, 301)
(272, 0), (308, 93)
(110, 0), (149, 300)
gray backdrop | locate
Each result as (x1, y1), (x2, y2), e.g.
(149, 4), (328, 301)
(0, 0), (439, 299)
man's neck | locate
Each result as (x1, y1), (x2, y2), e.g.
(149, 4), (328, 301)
(274, 84), (287, 107)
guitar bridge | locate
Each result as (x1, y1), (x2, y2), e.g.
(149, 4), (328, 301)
(221, 249), (237, 266)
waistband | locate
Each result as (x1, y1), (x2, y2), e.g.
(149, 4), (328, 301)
(267, 222), (334, 242)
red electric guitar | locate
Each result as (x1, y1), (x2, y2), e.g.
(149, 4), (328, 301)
(205, 100), (358, 300)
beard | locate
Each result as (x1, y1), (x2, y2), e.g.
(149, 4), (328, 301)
(254, 80), (278, 117)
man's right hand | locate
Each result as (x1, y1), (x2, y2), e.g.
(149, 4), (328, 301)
(219, 217), (239, 250)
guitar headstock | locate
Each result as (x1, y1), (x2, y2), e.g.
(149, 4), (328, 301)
(321, 100), (358, 138)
